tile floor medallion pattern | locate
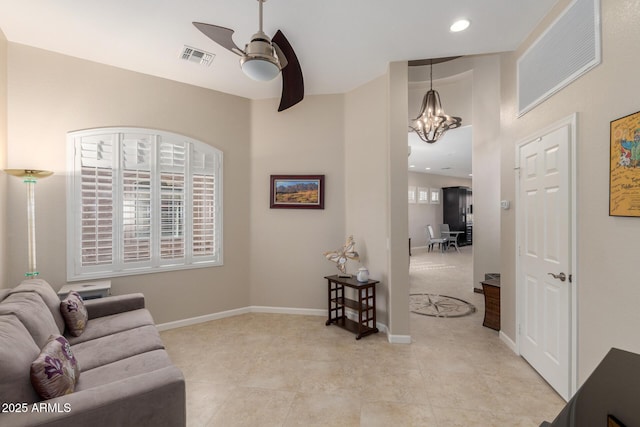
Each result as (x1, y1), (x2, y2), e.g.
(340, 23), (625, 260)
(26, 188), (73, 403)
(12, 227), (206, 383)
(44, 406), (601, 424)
(160, 246), (566, 426)
(410, 293), (476, 317)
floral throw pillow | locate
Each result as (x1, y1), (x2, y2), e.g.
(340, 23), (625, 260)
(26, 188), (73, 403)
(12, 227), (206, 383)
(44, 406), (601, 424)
(30, 335), (80, 399)
(60, 291), (88, 336)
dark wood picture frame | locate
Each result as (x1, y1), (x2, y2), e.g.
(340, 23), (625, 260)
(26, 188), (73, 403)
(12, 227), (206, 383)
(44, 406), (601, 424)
(270, 175), (325, 209)
(610, 109), (640, 216)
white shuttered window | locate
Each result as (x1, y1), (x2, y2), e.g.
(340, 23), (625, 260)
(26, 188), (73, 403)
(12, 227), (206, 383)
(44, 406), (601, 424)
(67, 128), (223, 281)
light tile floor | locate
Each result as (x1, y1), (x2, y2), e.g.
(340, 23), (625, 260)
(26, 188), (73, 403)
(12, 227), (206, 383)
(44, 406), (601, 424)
(160, 247), (565, 426)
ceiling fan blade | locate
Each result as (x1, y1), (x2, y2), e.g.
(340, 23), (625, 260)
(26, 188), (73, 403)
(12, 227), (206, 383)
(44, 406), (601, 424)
(193, 22), (244, 56)
(272, 30), (304, 112)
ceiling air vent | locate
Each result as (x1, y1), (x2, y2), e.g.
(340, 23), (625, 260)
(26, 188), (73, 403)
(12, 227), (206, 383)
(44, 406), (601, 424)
(180, 46), (215, 66)
(517, 0), (600, 116)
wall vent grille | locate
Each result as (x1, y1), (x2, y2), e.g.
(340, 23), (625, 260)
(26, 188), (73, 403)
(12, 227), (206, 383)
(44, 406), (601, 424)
(517, 0), (600, 116)
(180, 46), (215, 66)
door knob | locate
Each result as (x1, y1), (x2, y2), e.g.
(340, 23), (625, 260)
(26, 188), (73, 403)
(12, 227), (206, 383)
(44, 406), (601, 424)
(548, 272), (566, 282)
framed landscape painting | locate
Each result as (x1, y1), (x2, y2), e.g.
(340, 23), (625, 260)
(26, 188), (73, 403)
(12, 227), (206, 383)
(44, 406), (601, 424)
(270, 175), (325, 209)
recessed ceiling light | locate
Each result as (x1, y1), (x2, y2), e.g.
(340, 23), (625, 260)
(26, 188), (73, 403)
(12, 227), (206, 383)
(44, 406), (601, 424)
(469, 173), (473, 177)
(425, 167), (431, 170)
(450, 19), (470, 32)
(409, 165), (415, 168)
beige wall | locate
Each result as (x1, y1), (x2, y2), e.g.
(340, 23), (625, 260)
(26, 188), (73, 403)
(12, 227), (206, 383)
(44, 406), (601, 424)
(342, 63), (411, 337)
(249, 95), (346, 309)
(386, 62), (410, 337)
(500, 0), (640, 382)
(5, 43), (252, 323)
(344, 75), (391, 327)
(0, 29), (6, 288)
(469, 55), (502, 291)
(408, 172), (472, 249)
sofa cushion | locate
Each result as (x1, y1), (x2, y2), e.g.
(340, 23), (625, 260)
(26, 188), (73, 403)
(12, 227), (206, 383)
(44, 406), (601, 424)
(84, 293), (145, 319)
(0, 292), (60, 348)
(60, 291), (88, 337)
(10, 279), (66, 334)
(66, 308), (155, 346)
(71, 325), (165, 371)
(30, 335), (80, 399)
(76, 349), (173, 391)
(0, 315), (41, 405)
(0, 288), (10, 302)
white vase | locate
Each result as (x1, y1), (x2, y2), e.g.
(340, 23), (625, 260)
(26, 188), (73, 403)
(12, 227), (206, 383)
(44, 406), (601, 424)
(356, 267), (369, 282)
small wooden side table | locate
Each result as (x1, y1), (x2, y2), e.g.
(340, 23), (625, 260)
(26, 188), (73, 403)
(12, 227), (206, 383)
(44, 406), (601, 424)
(324, 275), (379, 340)
(481, 278), (500, 331)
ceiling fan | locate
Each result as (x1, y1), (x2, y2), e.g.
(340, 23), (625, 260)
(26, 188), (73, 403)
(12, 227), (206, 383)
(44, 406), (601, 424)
(193, 0), (304, 112)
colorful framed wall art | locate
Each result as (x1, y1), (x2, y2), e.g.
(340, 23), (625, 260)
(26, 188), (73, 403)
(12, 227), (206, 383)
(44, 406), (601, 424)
(610, 110), (640, 216)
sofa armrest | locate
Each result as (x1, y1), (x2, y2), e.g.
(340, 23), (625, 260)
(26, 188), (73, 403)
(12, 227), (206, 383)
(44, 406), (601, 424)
(84, 293), (145, 319)
(0, 366), (185, 427)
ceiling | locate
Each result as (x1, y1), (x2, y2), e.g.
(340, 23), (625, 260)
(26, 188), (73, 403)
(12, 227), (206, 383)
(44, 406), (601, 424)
(0, 0), (557, 100)
(408, 126), (472, 179)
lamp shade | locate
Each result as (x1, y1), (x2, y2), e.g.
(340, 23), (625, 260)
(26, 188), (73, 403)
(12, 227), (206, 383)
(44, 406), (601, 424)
(4, 169), (53, 180)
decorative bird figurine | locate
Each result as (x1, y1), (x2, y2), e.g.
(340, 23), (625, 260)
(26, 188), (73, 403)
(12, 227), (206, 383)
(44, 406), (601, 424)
(323, 235), (360, 277)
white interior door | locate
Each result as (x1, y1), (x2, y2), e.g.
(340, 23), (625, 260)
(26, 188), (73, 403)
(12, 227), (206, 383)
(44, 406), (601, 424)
(517, 123), (572, 400)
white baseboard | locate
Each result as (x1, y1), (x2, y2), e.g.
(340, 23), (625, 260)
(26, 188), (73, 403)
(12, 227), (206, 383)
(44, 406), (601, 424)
(156, 307), (250, 331)
(249, 306), (325, 316)
(500, 330), (518, 354)
(157, 306), (411, 344)
(157, 306), (324, 331)
(388, 334), (412, 344)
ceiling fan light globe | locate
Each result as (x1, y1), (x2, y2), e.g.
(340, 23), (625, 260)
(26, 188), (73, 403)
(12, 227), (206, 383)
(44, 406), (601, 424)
(241, 57), (280, 81)
(241, 35), (281, 81)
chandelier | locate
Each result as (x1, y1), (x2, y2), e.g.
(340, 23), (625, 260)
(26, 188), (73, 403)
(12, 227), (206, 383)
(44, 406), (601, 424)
(409, 61), (462, 143)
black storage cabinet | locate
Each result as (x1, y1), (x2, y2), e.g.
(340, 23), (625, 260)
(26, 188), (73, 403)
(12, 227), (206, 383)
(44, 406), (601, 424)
(442, 186), (473, 246)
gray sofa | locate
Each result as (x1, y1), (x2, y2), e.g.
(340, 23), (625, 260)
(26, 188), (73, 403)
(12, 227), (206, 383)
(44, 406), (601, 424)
(0, 279), (185, 427)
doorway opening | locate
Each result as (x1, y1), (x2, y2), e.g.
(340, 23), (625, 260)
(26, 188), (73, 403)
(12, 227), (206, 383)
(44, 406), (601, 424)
(407, 64), (476, 326)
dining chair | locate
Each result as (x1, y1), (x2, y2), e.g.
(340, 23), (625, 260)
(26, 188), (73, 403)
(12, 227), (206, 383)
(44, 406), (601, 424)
(426, 225), (448, 252)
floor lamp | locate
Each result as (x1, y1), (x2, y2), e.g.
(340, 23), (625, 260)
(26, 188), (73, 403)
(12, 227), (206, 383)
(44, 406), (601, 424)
(4, 169), (53, 277)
